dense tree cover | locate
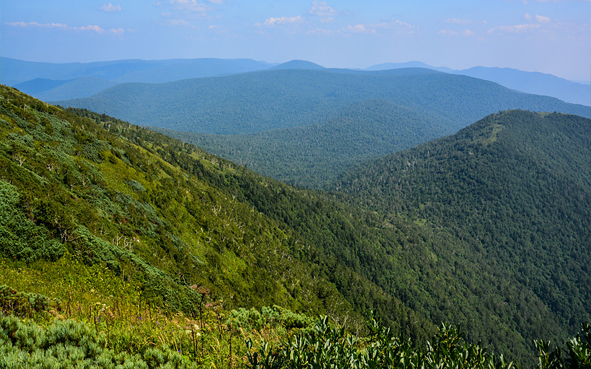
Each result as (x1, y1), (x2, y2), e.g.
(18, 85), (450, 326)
(2, 87), (589, 366)
(334, 110), (591, 363)
(55, 69), (590, 135)
(1, 85), (435, 341)
(157, 100), (452, 188)
(68, 106), (586, 364)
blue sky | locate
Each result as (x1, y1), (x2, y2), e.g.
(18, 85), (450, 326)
(2, 0), (590, 81)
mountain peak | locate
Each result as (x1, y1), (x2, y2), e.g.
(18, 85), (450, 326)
(271, 60), (326, 70)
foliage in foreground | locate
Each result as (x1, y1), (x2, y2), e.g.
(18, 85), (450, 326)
(2, 304), (589, 369)
(245, 318), (591, 369)
(0, 283), (318, 369)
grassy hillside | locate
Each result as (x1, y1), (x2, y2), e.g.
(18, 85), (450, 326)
(0, 85), (436, 338)
(55, 68), (591, 135)
(156, 100), (452, 188)
(335, 110), (591, 357)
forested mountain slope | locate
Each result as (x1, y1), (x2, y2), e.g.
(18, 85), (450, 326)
(55, 68), (590, 135)
(335, 110), (591, 353)
(2, 86), (588, 365)
(156, 100), (452, 188)
(0, 85), (433, 336)
(67, 108), (588, 364)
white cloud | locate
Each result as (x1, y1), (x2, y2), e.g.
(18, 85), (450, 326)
(78, 25), (105, 33)
(524, 13), (532, 20)
(99, 3), (122, 12)
(165, 19), (190, 26)
(439, 29), (459, 36)
(320, 17), (335, 23)
(5, 21), (105, 33)
(439, 29), (474, 37)
(536, 14), (551, 23)
(110, 28), (125, 35)
(309, 1), (339, 17)
(376, 20), (417, 32)
(344, 20), (417, 35)
(308, 28), (333, 35)
(170, 0), (211, 13)
(345, 24), (374, 34)
(207, 0), (224, 3)
(259, 16), (303, 27)
(445, 18), (487, 25)
(498, 24), (541, 32)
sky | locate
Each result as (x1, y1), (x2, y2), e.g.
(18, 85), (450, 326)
(2, 0), (590, 82)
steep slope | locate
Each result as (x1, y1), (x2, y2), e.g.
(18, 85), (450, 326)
(55, 68), (590, 136)
(156, 100), (452, 188)
(335, 110), (591, 357)
(2, 86), (588, 365)
(70, 110), (581, 365)
(0, 85), (435, 339)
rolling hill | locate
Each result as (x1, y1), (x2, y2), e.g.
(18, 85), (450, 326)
(52, 67), (590, 189)
(55, 68), (590, 136)
(367, 62), (590, 106)
(0, 57), (274, 102)
(156, 99), (452, 188)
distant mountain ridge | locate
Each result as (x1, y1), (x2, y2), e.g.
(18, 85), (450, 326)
(366, 62), (590, 106)
(15, 76), (117, 101)
(157, 99), (452, 188)
(54, 68), (590, 136)
(0, 57), (274, 100)
(3, 57), (588, 106)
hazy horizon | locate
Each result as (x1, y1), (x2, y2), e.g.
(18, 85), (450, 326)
(2, 1), (590, 83)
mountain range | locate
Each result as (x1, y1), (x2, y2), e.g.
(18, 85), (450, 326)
(51, 66), (589, 188)
(1, 85), (590, 366)
(2, 57), (589, 106)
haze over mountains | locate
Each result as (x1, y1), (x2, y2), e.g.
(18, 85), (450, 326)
(2, 57), (589, 106)
(50, 64), (590, 188)
(2, 57), (273, 101)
